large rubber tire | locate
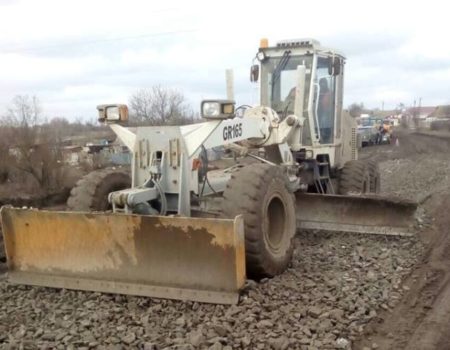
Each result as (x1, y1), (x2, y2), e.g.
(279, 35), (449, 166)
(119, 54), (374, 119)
(67, 168), (131, 211)
(221, 163), (296, 278)
(338, 160), (370, 195)
(366, 159), (381, 193)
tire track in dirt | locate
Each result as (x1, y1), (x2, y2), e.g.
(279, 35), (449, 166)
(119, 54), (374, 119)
(405, 194), (450, 350)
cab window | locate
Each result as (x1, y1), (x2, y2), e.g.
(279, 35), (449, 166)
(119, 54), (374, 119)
(313, 57), (336, 144)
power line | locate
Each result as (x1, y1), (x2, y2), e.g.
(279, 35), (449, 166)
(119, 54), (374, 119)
(0, 29), (198, 54)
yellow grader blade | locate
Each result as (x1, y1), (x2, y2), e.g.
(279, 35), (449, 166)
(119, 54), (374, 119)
(0, 207), (245, 304)
(296, 193), (417, 236)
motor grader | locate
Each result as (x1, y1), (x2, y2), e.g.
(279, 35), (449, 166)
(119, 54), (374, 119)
(0, 38), (416, 304)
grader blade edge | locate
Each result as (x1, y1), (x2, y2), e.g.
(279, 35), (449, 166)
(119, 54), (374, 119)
(296, 193), (417, 236)
(0, 207), (246, 305)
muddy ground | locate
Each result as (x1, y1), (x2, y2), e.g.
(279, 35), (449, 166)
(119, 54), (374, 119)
(0, 130), (449, 349)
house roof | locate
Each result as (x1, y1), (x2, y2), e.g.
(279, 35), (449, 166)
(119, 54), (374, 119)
(406, 106), (436, 116)
(372, 110), (398, 118)
(429, 105), (450, 118)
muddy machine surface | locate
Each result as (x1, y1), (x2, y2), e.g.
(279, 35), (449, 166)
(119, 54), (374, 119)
(0, 39), (416, 304)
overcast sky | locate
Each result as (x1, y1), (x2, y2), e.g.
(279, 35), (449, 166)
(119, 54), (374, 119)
(0, 0), (449, 120)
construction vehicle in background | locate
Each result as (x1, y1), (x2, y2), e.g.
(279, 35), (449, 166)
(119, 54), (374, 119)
(0, 38), (416, 304)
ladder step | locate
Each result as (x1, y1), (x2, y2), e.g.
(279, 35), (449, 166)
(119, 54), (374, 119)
(317, 162), (329, 166)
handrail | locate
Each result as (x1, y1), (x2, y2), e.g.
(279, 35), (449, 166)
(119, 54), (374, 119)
(313, 82), (321, 141)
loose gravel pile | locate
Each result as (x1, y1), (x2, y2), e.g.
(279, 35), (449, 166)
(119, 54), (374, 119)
(0, 232), (424, 350)
(1, 144), (439, 350)
(381, 154), (450, 202)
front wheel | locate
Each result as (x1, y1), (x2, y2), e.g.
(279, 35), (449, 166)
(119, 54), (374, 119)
(67, 168), (131, 211)
(221, 164), (296, 278)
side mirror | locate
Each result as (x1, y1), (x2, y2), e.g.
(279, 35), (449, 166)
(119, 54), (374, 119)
(333, 57), (341, 75)
(97, 104), (129, 124)
(328, 57), (342, 76)
(250, 65), (259, 82)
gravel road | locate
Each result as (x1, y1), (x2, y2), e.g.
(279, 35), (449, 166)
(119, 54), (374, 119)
(353, 131), (450, 350)
(0, 234), (423, 350)
(1, 131), (442, 350)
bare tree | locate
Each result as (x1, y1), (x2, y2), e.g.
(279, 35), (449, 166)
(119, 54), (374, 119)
(129, 85), (194, 125)
(1, 95), (62, 191)
(129, 89), (153, 124)
(0, 126), (12, 183)
(47, 117), (70, 143)
(5, 95), (41, 127)
(348, 102), (364, 118)
(395, 102), (406, 114)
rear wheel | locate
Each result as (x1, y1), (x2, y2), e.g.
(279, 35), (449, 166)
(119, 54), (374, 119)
(67, 168), (131, 211)
(338, 160), (370, 195)
(221, 163), (296, 278)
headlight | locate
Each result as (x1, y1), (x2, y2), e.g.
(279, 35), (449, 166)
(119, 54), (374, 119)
(106, 106), (120, 121)
(201, 100), (235, 120)
(256, 51), (266, 62)
(97, 104), (129, 123)
(202, 102), (221, 118)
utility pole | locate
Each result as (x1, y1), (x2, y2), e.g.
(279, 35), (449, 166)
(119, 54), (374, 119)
(413, 99), (418, 129)
(382, 101), (384, 111)
(418, 97), (422, 117)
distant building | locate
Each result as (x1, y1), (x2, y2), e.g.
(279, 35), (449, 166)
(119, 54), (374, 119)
(406, 106), (436, 119)
(62, 145), (83, 165)
(428, 105), (450, 119)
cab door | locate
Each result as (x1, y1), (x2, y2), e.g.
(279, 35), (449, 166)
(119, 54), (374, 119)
(311, 56), (337, 145)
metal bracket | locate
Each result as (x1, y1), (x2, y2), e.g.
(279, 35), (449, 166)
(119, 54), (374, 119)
(109, 187), (159, 213)
(169, 139), (180, 167)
